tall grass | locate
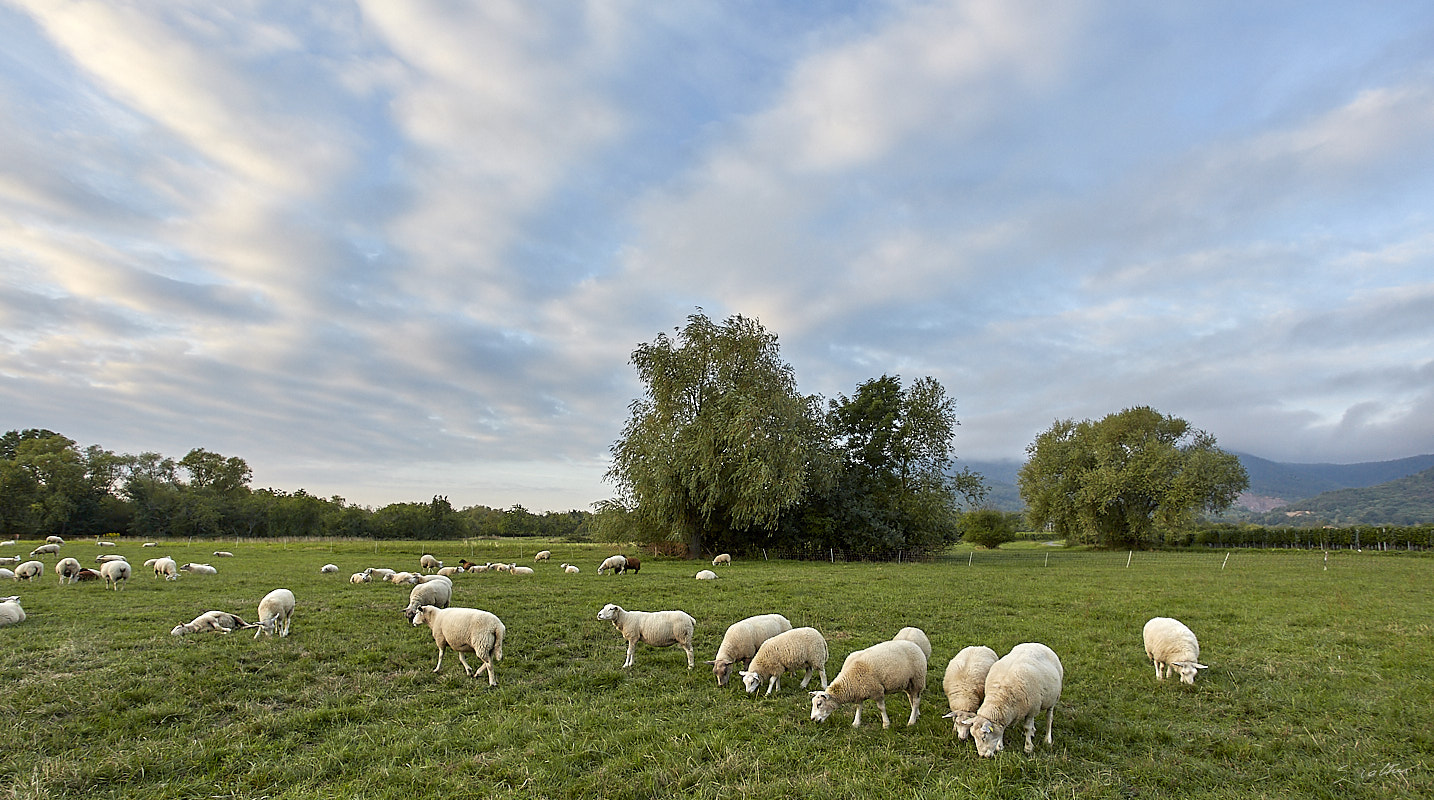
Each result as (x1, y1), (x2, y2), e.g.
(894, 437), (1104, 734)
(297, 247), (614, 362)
(2, 540), (1430, 799)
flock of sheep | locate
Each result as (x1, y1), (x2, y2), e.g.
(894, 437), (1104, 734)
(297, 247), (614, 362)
(3, 539), (1210, 757)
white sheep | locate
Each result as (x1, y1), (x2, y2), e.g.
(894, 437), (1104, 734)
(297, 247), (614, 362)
(707, 613), (793, 686)
(29, 543), (61, 557)
(967, 642), (1064, 757)
(14, 561), (44, 581)
(349, 572), (370, 584)
(489, 562), (510, 573)
(695, 570), (718, 580)
(559, 563), (580, 574)
(0, 596), (24, 626)
(403, 576), (453, 620)
(534, 550), (551, 561)
(212, 550), (233, 557)
(99, 559), (131, 590)
(46, 535), (64, 544)
(364, 567), (396, 581)
(389, 571), (421, 585)
(55, 557), (82, 584)
(740, 626), (830, 696)
(410, 605), (506, 686)
(0, 556), (16, 564)
(170, 610), (249, 636)
(0, 569), (14, 580)
(320, 564), (339, 574)
(1143, 617), (1208, 685)
(437, 566), (463, 577)
(0, 540), (13, 546)
(468, 564), (491, 573)
(940, 645), (1000, 738)
(142, 542), (158, 547)
(893, 626), (932, 659)
(181, 563), (218, 575)
(508, 564), (535, 576)
(712, 553), (732, 566)
(597, 555), (627, 575)
(250, 588), (295, 638)
(419, 554), (442, 571)
(810, 639), (927, 729)
(96, 540), (116, 547)
(95, 553), (127, 563)
(597, 603), (696, 669)
(152, 557), (179, 581)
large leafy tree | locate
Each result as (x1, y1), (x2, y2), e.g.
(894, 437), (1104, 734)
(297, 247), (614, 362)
(1019, 406), (1248, 548)
(607, 311), (830, 558)
(0, 429), (121, 538)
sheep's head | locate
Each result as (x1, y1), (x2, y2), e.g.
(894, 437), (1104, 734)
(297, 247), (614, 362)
(597, 603), (621, 622)
(970, 717), (1005, 757)
(942, 710), (978, 739)
(809, 691), (839, 722)
(170, 623), (191, 636)
(709, 659), (733, 686)
(739, 670), (763, 694)
(1172, 661), (1208, 684)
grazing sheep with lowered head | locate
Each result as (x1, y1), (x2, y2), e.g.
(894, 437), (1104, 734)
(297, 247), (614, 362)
(597, 555), (627, 575)
(152, 557), (179, 581)
(99, 559), (131, 589)
(249, 589), (295, 638)
(712, 553), (732, 566)
(30, 543), (61, 557)
(46, 536), (64, 544)
(597, 603), (696, 669)
(171, 610), (249, 636)
(411, 605), (506, 686)
(55, 557), (82, 585)
(534, 550), (551, 561)
(1143, 617), (1208, 685)
(740, 626), (830, 696)
(403, 576), (453, 621)
(14, 561), (44, 581)
(940, 645), (1000, 738)
(708, 613), (793, 686)
(419, 554), (442, 572)
(968, 643), (1064, 757)
(810, 639), (927, 729)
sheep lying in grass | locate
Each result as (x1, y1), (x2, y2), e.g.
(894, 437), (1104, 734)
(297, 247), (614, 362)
(180, 563), (218, 575)
(712, 553), (731, 566)
(740, 626), (830, 696)
(893, 626), (932, 659)
(534, 550), (551, 561)
(941, 645), (1000, 738)
(170, 610), (249, 636)
(560, 563), (580, 574)
(403, 576), (453, 621)
(695, 570), (718, 580)
(1143, 617), (1208, 685)
(411, 605), (506, 686)
(142, 542), (157, 547)
(320, 564), (339, 574)
(967, 643), (1064, 757)
(99, 559), (130, 590)
(364, 567), (395, 581)
(96, 540), (116, 547)
(437, 566), (463, 577)
(212, 550), (233, 557)
(14, 561), (44, 581)
(597, 555), (627, 575)
(0, 596), (24, 626)
(95, 553), (127, 563)
(248, 589), (295, 638)
(349, 572), (370, 584)
(0, 540), (13, 547)
(597, 603), (696, 669)
(810, 639), (927, 729)
(55, 557), (82, 585)
(507, 564), (535, 576)
(0, 569), (14, 580)
(708, 613), (793, 686)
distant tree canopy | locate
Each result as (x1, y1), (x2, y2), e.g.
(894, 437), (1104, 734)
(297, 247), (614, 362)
(1018, 406), (1248, 548)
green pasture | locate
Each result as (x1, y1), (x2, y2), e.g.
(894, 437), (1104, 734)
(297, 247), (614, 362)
(2, 539), (1431, 799)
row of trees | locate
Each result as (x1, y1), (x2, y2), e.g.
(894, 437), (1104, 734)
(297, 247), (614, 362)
(0, 429), (587, 541)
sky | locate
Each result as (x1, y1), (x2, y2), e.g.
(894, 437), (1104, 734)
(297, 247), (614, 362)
(2, 1), (1433, 512)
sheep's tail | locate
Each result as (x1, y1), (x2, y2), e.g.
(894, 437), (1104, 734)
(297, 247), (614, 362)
(490, 627), (504, 663)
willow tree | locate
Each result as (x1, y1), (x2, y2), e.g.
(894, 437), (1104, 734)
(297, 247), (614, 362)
(1018, 406), (1247, 548)
(606, 311), (829, 558)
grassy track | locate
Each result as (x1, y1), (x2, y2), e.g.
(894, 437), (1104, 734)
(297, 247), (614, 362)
(2, 540), (1430, 799)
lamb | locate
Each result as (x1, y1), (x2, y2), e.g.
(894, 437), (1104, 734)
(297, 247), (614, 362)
(0, 596), (24, 626)
(712, 553), (732, 566)
(1143, 617), (1208, 685)
(320, 564), (339, 574)
(534, 550), (551, 561)
(893, 626), (932, 659)
(349, 572), (370, 584)
(740, 626), (830, 696)
(707, 613), (793, 686)
(695, 569), (718, 580)
(597, 555), (627, 575)
(622, 555), (641, 574)
(29, 543), (61, 557)
(809, 639), (927, 729)
(597, 603), (696, 669)
(180, 563), (218, 575)
(402, 576), (454, 620)
(967, 642), (1064, 757)
(152, 557), (179, 580)
(249, 588), (295, 638)
(419, 554), (442, 571)
(14, 561), (44, 581)
(940, 645), (1000, 738)
(559, 563), (580, 574)
(55, 557), (82, 584)
(410, 605), (506, 686)
(142, 542), (158, 547)
(99, 559), (131, 590)
(170, 610), (249, 636)
(212, 550), (233, 557)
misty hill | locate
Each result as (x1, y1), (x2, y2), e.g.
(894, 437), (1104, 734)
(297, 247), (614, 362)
(1248, 467), (1434, 526)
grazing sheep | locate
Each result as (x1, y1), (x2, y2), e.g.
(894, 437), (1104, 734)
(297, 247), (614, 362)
(708, 613), (793, 686)
(180, 563), (218, 575)
(0, 569), (14, 580)
(893, 626), (933, 659)
(249, 589), (295, 638)
(419, 554), (442, 572)
(560, 563), (580, 574)
(74, 568), (101, 582)
(14, 561), (44, 581)
(740, 626), (830, 696)
(403, 576), (453, 621)
(411, 605), (506, 686)
(99, 559), (131, 590)
(29, 543), (61, 557)
(534, 550), (551, 561)
(55, 557), (82, 584)
(1143, 617), (1208, 685)
(349, 572), (370, 584)
(0, 596), (24, 626)
(967, 643), (1064, 757)
(152, 557), (179, 581)
(46, 536), (64, 545)
(170, 610), (249, 636)
(695, 569), (718, 580)
(712, 553), (732, 567)
(623, 555), (642, 574)
(940, 646), (1001, 738)
(212, 550), (233, 557)
(597, 555), (627, 575)
(320, 564), (339, 574)
(597, 603), (696, 669)
(95, 553), (127, 563)
(810, 640), (927, 729)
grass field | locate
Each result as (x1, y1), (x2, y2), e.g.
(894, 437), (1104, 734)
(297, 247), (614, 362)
(2, 539), (1431, 799)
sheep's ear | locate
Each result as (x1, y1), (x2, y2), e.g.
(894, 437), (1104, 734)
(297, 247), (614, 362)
(941, 710), (955, 719)
(1194, 663), (1209, 670)
(704, 660), (716, 665)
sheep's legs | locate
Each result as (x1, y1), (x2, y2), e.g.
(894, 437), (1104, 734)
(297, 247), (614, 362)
(622, 641), (637, 668)
(683, 643), (694, 669)
(457, 652), (474, 676)
(434, 646), (446, 673)
(1044, 706), (1055, 745)
(876, 697), (892, 729)
(1023, 715), (1037, 753)
(851, 704), (864, 727)
(906, 692), (920, 726)
(764, 676), (780, 696)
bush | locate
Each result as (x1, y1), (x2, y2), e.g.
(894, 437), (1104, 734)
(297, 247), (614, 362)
(961, 509), (1018, 549)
